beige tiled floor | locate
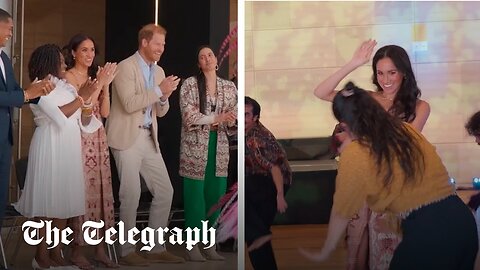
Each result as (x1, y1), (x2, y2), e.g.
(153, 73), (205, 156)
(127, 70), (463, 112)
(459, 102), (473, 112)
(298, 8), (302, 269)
(1, 226), (238, 270)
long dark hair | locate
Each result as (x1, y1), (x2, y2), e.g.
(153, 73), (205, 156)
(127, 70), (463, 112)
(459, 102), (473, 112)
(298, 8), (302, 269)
(333, 82), (425, 188)
(195, 45), (215, 114)
(372, 45), (421, 123)
(63, 33), (99, 78)
(28, 44), (62, 81)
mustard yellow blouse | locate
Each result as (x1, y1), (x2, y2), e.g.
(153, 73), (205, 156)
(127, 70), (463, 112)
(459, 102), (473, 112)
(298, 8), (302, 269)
(332, 124), (455, 218)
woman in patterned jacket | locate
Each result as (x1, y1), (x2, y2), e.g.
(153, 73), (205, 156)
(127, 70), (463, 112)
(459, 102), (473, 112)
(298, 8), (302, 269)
(179, 45), (237, 261)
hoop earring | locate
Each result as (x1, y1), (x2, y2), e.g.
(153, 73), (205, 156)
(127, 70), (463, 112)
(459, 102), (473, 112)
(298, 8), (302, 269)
(215, 64), (219, 71)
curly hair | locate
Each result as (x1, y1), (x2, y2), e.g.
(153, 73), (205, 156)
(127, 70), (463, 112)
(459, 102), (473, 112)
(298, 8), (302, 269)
(372, 45), (421, 123)
(28, 44), (62, 81)
(333, 81), (425, 189)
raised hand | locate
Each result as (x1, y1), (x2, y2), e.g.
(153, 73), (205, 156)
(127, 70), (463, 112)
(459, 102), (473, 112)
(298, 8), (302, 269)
(77, 78), (100, 102)
(277, 195), (288, 213)
(349, 39), (377, 68)
(159, 75), (180, 100)
(25, 75), (56, 99)
(96, 62), (117, 87)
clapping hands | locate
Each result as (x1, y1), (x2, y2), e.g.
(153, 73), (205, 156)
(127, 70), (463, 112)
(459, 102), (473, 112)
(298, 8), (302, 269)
(96, 62), (117, 87)
(25, 75), (56, 99)
(214, 111), (236, 124)
(159, 75), (180, 100)
(77, 78), (99, 102)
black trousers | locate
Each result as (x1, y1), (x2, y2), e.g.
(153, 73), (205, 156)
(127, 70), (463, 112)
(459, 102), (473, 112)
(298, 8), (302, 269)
(246, 173), (278, 270)
(0, 143), (11, 228)
(390, 195), (478, 270)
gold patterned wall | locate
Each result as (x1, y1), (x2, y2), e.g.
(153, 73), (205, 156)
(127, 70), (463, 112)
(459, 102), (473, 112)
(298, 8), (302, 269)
(245, 1), (480, 184)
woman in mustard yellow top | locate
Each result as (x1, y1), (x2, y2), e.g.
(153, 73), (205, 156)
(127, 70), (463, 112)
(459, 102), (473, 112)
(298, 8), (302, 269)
(301, 82), (478, 269)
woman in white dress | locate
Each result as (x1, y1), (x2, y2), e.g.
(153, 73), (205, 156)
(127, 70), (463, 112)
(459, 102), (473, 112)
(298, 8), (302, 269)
(14, 44), (101, 269)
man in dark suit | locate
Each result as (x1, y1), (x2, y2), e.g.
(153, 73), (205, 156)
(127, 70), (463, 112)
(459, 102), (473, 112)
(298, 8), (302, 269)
(0, 8), (54, 231)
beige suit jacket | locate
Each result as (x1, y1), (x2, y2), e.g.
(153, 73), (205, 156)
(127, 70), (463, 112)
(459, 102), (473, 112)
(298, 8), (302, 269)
(106, 53), (169, 151)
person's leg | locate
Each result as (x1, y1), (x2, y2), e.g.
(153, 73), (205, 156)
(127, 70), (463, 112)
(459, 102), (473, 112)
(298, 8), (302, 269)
(70, 245), (94, 269)
(246, 174), (278, 268)
(93, 206), (119, 269)
(183, 177), (207, 261)
(49, 218), (70, 266)
(33, 217), (54, 268)
(0, 144), (11, 227)
(110, 146), (143, 258)
(248, 241), (277, 270)
(203, 140), (227, 260)
(204, 131), (228, 226)
(139, 131), (183, 263)
(87, 129), (117, 267)
(94, 240), (120, 268)
(203, 174), (227, 260)
(369, 211), (401, 270)
(346, 204), (370, 270)
(390, 196), (478, 270)
(245, 175), (275, 244)
(68, 214), (94, 269)
(184, 178), (205, 231)
(140, 146), (173, 251)
(246, 197), (276, 253)
(356, 226), (369, 270)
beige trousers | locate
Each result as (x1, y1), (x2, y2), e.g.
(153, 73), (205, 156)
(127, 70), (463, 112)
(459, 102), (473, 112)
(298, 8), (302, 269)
(111, 129), (173, 256)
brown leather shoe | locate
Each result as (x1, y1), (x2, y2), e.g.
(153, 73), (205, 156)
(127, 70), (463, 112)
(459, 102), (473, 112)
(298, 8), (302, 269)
(119, 252), (150, 267)
(141, 250), (186, 263)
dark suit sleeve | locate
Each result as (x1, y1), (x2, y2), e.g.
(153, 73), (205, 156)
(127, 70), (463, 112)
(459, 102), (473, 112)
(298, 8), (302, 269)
(14, 80), (40, 105)
(0, 51), (39, 107)
(0, 52), (24, 107)
(0, 88), (24, 107)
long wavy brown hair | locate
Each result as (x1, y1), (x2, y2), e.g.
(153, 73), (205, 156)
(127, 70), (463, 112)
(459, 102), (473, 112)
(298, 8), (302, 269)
(372, 45), (421, 123)
(333, 82), (425, 188)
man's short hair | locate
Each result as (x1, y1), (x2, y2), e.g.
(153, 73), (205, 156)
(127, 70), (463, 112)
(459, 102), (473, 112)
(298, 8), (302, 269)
(0, 8), (12, 23)
(138, 24), (167, 47)
(245, 96), (261, 122)
(466, 111), (480, 136)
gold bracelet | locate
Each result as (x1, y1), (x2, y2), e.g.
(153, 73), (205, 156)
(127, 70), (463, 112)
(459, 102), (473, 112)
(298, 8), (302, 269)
(23, 90), (30, 103)
(82, 112), (93, 117)
(81, 106), (93, 115)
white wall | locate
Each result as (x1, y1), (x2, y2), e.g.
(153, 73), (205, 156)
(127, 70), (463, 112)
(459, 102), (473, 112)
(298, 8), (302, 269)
(245, 1), (480, 185)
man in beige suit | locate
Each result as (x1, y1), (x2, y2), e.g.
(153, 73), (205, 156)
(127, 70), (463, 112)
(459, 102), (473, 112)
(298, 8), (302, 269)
(106, 23), (184, 266)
